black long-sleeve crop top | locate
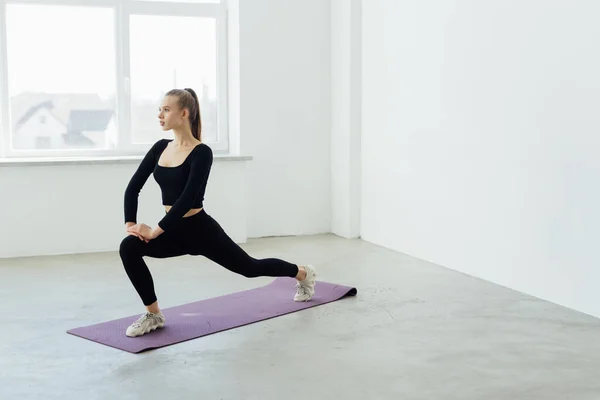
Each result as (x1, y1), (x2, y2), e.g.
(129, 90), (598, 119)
(124, 139), (213, 231)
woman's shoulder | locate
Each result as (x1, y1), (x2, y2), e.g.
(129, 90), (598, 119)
(189, 142), (213, 163)
(149, 138), (171, 154)
(154, 138), (172, 148)
(192, 142), (213, 156)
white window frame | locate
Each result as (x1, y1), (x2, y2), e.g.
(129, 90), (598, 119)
(0, 0), (229, 159)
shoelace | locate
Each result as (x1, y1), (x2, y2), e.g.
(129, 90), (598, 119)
(295, 284), (308, 296)
(132, 312), (155, 327)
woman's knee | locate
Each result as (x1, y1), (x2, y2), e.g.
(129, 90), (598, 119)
(209, 252), (258, 278)
(238, 259), (261, 278)
(119, 235), (143, 259)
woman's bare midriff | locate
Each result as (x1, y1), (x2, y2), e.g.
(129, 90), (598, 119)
(164, 206), (203, 218)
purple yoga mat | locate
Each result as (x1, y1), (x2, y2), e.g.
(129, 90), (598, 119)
(67, 277), (357, 353)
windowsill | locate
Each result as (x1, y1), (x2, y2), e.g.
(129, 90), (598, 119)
(0, 154), (252, 167)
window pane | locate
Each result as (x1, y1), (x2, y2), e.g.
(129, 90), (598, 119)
(6, 5), (117, 151)
(130, 15), (218, 144)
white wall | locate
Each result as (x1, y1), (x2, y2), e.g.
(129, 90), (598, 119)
(0, 0), (332, 258)
(361, 0), (600, 318)
(330, 0), (361, 239)
(0, 159), (249, 258)
(239, 0), (331, 238)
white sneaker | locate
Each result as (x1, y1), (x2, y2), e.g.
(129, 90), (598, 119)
(126, 311), (166, 337)
(294, 265), (316, 302)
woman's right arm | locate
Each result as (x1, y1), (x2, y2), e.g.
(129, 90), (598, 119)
(124, 140), (163, 226)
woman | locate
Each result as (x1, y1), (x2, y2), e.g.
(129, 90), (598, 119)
(120, 88), (316, 338)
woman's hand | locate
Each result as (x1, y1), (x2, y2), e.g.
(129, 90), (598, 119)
(127, 223), (154, 242)
(125, 222), (144, 241)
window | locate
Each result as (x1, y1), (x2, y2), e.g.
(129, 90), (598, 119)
(5, 4), (116, 153)
(0, 0), (228, 159)
(35, 136), (51, 149)
(130, 14), (218, 145)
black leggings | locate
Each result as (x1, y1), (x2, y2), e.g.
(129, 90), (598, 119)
(119, 209), (299, 305)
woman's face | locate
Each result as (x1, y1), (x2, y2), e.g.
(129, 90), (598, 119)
(158, 95), (187, 131)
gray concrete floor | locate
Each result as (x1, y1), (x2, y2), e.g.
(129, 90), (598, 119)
(2, 234), (600, 400)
